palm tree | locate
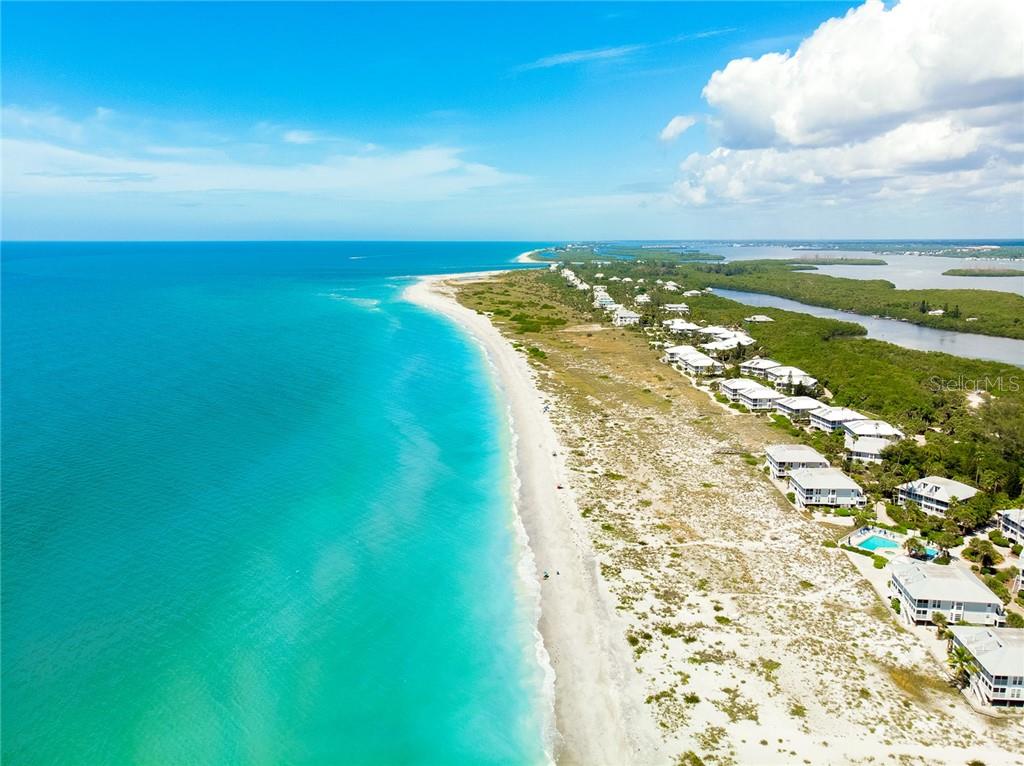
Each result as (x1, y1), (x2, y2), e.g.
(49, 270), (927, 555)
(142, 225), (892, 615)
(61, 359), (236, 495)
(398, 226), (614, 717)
(931, 611), (950, 640)
(947, 645), (976, 688)
(903, 536), (926, 559)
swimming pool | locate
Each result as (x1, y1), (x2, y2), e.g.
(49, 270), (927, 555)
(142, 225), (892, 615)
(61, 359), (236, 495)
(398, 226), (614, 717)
(857, 534), (900, 552)
(856, 534), (939, 557)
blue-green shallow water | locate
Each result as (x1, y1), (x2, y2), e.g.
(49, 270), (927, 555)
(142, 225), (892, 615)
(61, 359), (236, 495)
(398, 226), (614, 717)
(2, 242), (553, 765)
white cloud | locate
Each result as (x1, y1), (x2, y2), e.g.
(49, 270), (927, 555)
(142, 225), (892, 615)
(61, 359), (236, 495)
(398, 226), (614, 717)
(659, 115), (697, 142)
(671, 0), (1024, 217)
(1, 107), (522, 203)
(282, 129), (318, 144)
(517, 28), (737, 72)
(516, 44), (644, 71)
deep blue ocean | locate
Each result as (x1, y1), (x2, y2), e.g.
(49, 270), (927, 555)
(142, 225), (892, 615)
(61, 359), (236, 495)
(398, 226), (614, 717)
(2, 242), (552, 765)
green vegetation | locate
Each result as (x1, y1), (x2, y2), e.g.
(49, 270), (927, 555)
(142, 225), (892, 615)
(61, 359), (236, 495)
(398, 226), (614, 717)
(789, 257), (888, 266)
(538, 259), (1024, 520)
(942, 268), (1024, 277)
(670, 260), (1024, 339)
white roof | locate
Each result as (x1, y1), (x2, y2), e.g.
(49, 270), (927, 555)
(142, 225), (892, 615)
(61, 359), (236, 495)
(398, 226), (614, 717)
(665, 344), (699, 357)
(897, 476), (978, 504)
(663, 303), (689, 310)
(765, 444), (828, 464)
(950, 627), (1024, 676)
(720, 377), (763, 392)
(663, 319), (701, 332)
(766, 365), (816, 383)
(739, 384), (784, 400)
(891, 557), (1000, 604)
(844, 419), (904, 439)
(684, 353), (722, 368)
(848, 436), (892, 455)
(745, 314), (774, 322)
(701, 339), (740, 351)
(775, 396), (824, 411)
(698, 325), (732, 336)
(789, 467), (862, 491)
(682, 289), (703, 297)
(614, 308), (641, 319)
(740, 357), (781, 371)
(811, 406), (866, 423)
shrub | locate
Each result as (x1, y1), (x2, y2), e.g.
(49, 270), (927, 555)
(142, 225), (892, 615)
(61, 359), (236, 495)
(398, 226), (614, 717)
(822, 540), (838, 548)
(988, 530), (1010, 547)
(789, 703), (807, 718)
(1006, 612), (1024, 629)
(683, 692), (700, 704)
(786, 492), (796, 503)
(890, 597), (901, 614)
(1012, 543), (1023, 556)
(872, 555), (887, 569)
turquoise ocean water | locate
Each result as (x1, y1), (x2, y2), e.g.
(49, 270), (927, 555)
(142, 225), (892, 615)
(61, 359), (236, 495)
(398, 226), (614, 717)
(2, 242), (552, 765)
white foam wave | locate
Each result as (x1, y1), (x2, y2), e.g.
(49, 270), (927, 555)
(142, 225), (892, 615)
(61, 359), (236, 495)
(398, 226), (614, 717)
(318, 293), (381, 310)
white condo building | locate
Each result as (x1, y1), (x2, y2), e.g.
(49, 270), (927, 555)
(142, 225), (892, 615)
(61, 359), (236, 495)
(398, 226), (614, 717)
(774, 396), (825, 422)
(718, 378), (763, 402)
(737, 384), (785, 411)
(890, 557), (1005, 627)
(997, 508), (1023, 545)
(895, 476), (979, 515)
(738, 357), (781, 378)
(949, 627), (1024, 708)
(846, 436), (892, 464)
(765, 444), (829, 480)
(809, 406), (867, 432)
(788, 467), (865, 509)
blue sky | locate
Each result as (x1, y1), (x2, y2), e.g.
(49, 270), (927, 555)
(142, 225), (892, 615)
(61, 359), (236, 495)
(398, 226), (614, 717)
(3, 1), (1022, 240)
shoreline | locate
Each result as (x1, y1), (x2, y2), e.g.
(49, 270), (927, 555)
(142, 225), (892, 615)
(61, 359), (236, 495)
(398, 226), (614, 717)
(515, 248), (548, 263)
(404, 272), (660, 765)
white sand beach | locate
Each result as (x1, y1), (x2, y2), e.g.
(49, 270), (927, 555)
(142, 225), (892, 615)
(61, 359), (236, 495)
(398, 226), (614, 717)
(515, 249), (547, 263)
(407, 271), (1024, 766)
(405, 273), (662, 766)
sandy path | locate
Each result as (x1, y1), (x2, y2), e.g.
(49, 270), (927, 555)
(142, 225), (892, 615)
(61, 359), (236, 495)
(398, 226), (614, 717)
(404, 273), (661, 766)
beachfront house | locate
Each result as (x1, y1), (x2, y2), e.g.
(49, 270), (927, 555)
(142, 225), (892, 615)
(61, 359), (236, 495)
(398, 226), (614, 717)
(663, 303), (689, 313)
(997, 508), (1023, 545)
(663, 319), (701, 334)
(846, 436), (892, 464)
(765, 444), (829, 480)
(739, 357), (782, 379)
(664, 345), (699, 363)
(737, 383), (785, 411)
(701, 338), (741, 357)
(718, 377), (763, 403)
(765, 365), (818, 391)
(809, 406), (867, 433)
(842, 419), (904, 444)
(889, 556), (1005, 627)
(682, 353), (724, 377)
(948, 627), (1024, 708)
(788, 467), (865, 509)
(895, 476), (979, 516)
(612, 308), (641, 327)
(774, 396), (825, 422)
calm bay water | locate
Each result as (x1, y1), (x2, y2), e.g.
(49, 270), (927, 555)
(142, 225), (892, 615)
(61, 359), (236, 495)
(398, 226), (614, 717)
(713, 288), (1024, 366)
(2, 242), (552, 765)
(699, 243), (1024, 296)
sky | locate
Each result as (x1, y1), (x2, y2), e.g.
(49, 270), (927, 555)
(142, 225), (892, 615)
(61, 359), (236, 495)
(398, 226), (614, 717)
(2, 0), (1022, 240)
